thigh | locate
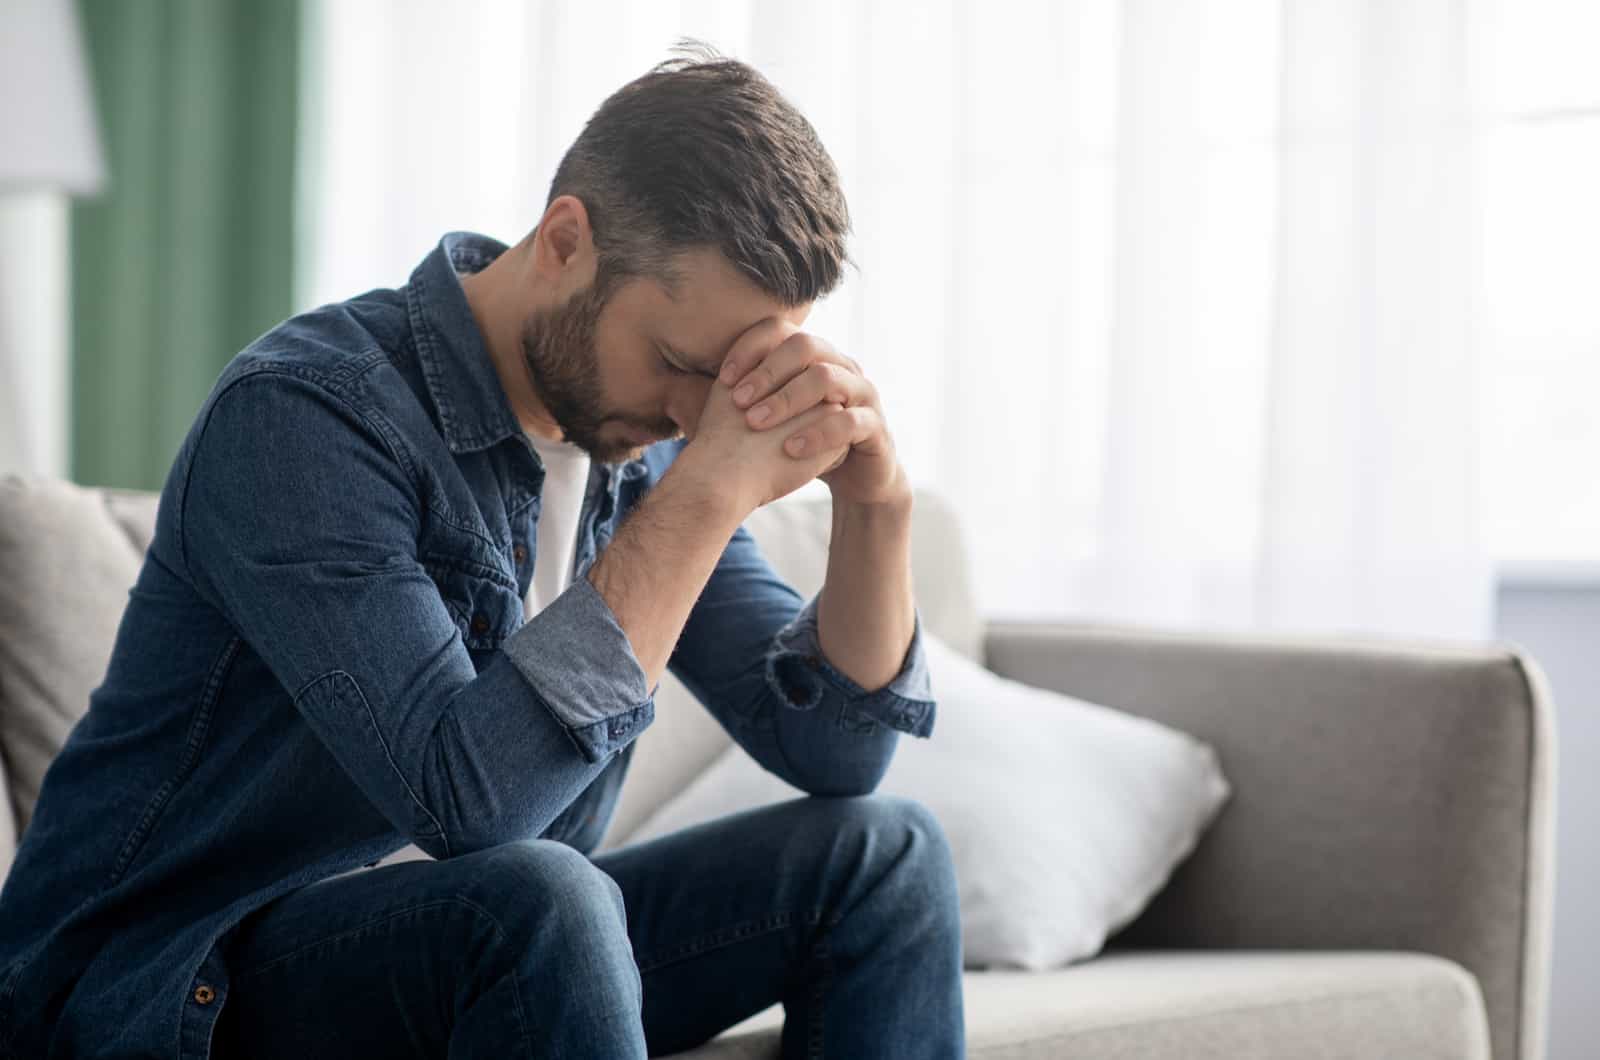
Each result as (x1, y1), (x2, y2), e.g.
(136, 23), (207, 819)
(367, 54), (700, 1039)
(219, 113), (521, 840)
(592, 793), (893, 1057)
(213, 846), (545, 1060)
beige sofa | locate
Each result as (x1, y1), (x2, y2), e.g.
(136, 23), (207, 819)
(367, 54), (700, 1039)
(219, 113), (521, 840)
(0, 476), (1556, 1059)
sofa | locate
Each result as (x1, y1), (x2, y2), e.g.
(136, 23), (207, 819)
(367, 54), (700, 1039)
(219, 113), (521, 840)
(0, 475), (1556, 1059)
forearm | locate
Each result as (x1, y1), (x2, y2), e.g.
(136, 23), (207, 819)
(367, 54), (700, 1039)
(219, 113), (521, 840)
(817, 483), (916, 691)
(587, 452), (747, 690)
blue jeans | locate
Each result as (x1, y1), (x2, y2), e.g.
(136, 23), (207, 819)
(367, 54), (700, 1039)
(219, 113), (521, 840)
(211, 794), (965, 1058)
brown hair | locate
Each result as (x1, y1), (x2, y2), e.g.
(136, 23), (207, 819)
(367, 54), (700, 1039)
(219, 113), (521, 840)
(546, 40), (852, 306)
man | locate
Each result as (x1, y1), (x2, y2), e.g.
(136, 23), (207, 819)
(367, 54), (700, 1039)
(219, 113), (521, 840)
(0, 49), (964, 1060)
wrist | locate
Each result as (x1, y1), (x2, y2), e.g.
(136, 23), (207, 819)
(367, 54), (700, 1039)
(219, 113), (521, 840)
(831, 468), (913, 521)
(831, 484), (913, 548)
(661, 445), (750, 529)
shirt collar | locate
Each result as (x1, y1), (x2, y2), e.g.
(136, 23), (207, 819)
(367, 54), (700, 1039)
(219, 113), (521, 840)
(404, 231), (652, 490)
(405, 231), (529, 455)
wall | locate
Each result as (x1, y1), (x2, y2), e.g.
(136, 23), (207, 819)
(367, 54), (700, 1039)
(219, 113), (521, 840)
(1494, 578), (1600, 1060)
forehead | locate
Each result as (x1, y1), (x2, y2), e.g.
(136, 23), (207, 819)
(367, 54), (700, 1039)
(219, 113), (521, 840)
(605, 247), (810, 366)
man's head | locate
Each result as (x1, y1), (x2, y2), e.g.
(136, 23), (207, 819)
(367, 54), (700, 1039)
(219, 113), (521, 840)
(500, 44), (852, 463)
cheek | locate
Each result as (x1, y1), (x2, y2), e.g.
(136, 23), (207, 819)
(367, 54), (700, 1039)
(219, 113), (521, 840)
(588, 313), (657, 402)
(618, 352), (659, 398)
(593, 348), (664, 412)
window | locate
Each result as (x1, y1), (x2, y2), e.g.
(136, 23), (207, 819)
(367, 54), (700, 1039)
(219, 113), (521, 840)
(1478, 0), (1600, 567)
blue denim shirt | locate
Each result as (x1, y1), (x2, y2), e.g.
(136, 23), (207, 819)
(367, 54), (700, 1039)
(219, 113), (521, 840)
(0, 232), (935, 1060)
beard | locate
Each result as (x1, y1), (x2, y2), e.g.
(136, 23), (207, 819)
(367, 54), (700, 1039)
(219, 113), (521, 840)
(519, 281), (676, 464)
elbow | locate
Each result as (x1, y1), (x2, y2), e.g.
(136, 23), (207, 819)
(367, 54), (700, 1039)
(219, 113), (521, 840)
(775, 714), (899, 797)
(798, 769), (888, 799)
(413, 712), (545, 860)
(407, 828), (454, 861)
(409, 795), (536, 862)
(415, 688), (622, 859)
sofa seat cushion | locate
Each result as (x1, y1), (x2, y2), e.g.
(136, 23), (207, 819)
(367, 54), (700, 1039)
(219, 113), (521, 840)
(663, 949), (1490, 1060)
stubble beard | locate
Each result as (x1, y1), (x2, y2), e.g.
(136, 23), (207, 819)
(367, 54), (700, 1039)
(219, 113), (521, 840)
(518, 282), (667, 465)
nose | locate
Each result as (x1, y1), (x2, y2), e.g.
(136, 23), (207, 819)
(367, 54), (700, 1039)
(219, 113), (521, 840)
(667, 375), (715, 439)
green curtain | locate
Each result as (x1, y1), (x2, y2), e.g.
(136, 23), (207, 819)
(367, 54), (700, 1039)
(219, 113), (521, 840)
(71, 0), (300, 489)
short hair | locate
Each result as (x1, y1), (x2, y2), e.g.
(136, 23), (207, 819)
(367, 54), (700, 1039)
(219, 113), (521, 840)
(546, 40), (852, 306)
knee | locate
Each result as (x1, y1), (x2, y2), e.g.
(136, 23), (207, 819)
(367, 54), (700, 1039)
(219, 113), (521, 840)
(823, 795), (960, 907)
(462, 839), (633, 965)
(810, 795), (962, 962)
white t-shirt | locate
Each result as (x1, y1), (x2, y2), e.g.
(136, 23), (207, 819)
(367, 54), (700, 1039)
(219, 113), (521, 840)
(524, 432), (591, 620)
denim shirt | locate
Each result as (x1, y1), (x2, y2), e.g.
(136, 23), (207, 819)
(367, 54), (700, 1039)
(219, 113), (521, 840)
(0, 232), (935, 1060)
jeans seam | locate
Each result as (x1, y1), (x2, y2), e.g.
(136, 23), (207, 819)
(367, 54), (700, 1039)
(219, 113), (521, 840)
(808, 920), (837, 1060)
(633, 909), (813, 976)
(0, 958), (23, 1056)
(226, 895), (534, 1058)
(506, 965), (532, 1059)
(228, 896), (507, 980)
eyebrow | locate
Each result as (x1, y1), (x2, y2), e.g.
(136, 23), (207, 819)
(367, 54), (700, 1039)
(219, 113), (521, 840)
(661, 341), (722, 379)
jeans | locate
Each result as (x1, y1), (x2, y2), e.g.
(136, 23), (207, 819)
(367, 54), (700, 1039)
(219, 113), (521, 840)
(211, 793), (965, 1059)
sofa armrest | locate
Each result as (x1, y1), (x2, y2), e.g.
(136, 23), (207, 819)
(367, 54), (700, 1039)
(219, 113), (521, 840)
(0, 755), (14, 886)
(983, 620), (1555, 1060)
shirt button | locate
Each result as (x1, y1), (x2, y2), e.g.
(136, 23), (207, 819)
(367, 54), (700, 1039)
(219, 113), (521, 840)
(513, 544), (527, 563)
(193, 984), (216, 1005)
(470, 614), (489, 634)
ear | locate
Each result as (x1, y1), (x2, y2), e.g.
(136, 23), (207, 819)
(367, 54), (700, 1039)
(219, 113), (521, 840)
(531, 195), (596, 286)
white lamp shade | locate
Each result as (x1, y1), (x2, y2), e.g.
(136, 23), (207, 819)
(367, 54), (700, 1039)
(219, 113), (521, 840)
(0, 0), (106, 194)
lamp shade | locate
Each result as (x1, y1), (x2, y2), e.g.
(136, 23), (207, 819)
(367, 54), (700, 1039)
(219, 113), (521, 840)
(0, 0), (106, 194)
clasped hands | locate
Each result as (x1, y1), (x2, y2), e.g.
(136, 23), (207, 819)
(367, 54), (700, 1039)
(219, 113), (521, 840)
(705, 317), (908, 510)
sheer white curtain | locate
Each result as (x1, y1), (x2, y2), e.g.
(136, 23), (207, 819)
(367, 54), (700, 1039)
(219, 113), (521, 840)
(301, 0), (1491, 640)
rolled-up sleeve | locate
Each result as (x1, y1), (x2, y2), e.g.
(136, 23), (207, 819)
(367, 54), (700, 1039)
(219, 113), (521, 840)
(178, 368), (647, 859)
(499, 574), (653, 760)
(667, 521), (937, 797)
(765, 595), (935, 738)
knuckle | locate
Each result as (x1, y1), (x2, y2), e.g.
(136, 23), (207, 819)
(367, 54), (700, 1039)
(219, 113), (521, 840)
(825, 363), (864, 400)
(807, 363), (831, 387)
(771, 333), (808, 372)
(787, 330), (822, 357)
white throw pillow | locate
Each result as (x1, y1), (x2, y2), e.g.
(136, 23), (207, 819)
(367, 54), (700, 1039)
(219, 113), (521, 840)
(624, 632), (1232, 970)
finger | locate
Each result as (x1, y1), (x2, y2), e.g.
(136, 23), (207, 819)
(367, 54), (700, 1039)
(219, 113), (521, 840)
(785, 404), (880, 459)
(717, 317), (800, 388)
(748, 361), (877, 430)
(733, 331), (862, 410)
(729, 330), (823, 408)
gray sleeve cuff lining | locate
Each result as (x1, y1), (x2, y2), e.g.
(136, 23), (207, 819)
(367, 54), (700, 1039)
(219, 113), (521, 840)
(501, 575), (654, 762)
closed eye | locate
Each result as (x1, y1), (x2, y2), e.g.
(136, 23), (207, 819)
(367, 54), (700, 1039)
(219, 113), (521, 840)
(658, 349), (692, 376)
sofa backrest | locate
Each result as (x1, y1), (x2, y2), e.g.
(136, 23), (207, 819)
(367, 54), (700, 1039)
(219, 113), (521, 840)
(0, 478), (163, 881)
(0, 475), (981, 873)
